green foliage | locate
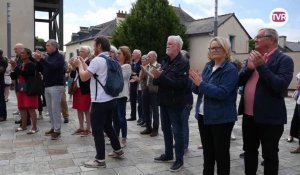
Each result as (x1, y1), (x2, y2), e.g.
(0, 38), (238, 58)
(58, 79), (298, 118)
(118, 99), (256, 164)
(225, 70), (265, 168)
(248, 39), (255, 52)
(112, 0), (187, 61)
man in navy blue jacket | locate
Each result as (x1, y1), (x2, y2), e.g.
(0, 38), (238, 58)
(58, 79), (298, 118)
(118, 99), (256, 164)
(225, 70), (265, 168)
(34, 39), (66, 140)
(238, 28), (294, 175)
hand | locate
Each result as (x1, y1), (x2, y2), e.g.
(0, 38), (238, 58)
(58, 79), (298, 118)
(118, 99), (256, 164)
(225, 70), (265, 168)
(249, 50), (266, 68)
(9, 60), (17, 70)
(189, 69), (202, 86)
(141, 65), (147, 72)
(32, 50), (44, 61)
(151, 68), (162, 78)
(130, 75), (139, 82)
(74, 58), (82, 67)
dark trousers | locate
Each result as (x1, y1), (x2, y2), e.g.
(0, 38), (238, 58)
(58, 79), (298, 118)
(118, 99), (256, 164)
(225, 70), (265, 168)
(0, 83), (7, 119)
(146, 91), (159, 130)
(289, 104), (300, 144)
(112, 97), (128, 138)
(142, 89), (150, 129)
(198, 114), (234, 175)
(129, 83), (138, 119)
(160, 105), (184, 163)
(90, 100), (121, 160)
(137, 90), (143, 122)
(242, 115), (283, 175)
(182, 104), (192, 150)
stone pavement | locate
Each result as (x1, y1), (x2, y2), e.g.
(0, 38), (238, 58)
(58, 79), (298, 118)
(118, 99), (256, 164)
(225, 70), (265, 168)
(0, 90), (300, 175)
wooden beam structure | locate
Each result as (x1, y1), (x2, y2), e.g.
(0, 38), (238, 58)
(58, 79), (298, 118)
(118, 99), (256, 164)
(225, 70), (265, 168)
(34, 0), (63, 50)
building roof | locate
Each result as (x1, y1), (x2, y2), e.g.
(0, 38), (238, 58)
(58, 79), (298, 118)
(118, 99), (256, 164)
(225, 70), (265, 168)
(186, 13), (251, 39)
(286, 41), (300, 52)
(65, 8), (251, 46)
(65, 19), (116, 46)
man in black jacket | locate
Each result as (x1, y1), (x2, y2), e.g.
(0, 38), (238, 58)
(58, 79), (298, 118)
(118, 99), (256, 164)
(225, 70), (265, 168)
(127, 49), (141, 121)
(152, 35), (189, 172)
(0, 48), (8, 122)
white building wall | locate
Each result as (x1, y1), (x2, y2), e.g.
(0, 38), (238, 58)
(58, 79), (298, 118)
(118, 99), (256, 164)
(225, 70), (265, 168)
(0, 0), (34, 57)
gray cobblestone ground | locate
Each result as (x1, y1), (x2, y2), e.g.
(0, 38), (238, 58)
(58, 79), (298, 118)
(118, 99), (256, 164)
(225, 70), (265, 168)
(0, 90), (299, 175)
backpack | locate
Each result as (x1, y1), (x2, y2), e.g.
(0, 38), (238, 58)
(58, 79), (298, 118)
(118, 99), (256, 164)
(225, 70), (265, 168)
(93, 54), (124, 99)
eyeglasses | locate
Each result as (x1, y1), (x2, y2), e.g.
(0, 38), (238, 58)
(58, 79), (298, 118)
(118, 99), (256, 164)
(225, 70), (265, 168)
(254, 35), (272, 40)
(208, 47), (223, 52)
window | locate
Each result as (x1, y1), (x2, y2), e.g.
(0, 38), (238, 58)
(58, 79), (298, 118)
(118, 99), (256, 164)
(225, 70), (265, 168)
(229, 35), (236, 52)
(69, 52), (73, 59)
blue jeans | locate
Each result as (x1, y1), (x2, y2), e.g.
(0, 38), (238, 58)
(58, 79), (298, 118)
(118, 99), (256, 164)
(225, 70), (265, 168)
(44, 86), (65, 132)
(160, 105), (184, 163)
(113, 97), (128, 138)
(182, 104), (192, 150)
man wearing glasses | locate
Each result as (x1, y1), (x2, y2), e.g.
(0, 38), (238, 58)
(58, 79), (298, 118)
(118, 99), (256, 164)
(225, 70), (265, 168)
(238, 28), (294, 174)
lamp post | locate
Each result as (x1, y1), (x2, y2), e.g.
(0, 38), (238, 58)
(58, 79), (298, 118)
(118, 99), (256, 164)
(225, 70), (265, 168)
(214, 0), (218, 36)
(7, 2), (11, 58)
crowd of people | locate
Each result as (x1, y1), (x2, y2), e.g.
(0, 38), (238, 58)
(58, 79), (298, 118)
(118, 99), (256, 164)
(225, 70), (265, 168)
(0, 27), (299, 174)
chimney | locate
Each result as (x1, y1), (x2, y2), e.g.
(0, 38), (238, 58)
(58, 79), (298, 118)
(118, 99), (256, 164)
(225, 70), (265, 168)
(116, 10), (127, 26)
(278, 36), (286, 48)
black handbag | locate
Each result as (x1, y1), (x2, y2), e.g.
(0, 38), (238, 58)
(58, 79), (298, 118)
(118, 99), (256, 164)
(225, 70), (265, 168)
(26, 72), (43, 96)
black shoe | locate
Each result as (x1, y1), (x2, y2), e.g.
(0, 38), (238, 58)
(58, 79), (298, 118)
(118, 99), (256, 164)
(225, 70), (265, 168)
(154, 154), (173, 163)
(169, 160), (183, 172)
(126, 118), (136, 121)
(239, 152), (244, 159)
(141, 123), (146, 127)
(15, 119), (21, 124)
(64, 119), (69, 123)
(150, 130), (158, 137)
(137, 121), (145, 126)
(140, 129), (152, 135)
(137, 119), (142, 123)
(0, 118), (6, 122)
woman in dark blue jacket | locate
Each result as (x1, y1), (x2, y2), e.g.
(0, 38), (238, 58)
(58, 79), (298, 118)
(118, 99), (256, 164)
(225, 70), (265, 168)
(189, 37), (238, 175)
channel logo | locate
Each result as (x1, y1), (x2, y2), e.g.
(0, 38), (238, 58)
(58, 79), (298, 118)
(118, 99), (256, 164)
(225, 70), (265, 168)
(270, 8), (288, 26)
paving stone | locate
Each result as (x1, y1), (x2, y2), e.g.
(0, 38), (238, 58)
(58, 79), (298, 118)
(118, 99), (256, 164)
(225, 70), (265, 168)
(0, 90), (299, 174)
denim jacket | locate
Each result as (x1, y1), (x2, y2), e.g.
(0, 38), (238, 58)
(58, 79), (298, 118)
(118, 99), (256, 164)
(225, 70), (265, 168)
(193, 59), (238, 125)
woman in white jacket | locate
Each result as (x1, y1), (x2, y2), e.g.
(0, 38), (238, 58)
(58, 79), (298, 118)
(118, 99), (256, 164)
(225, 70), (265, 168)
(112, 46), (132, 148)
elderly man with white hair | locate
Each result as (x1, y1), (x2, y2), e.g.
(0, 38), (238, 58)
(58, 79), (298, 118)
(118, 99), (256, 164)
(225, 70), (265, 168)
(151, 35), (189, 172)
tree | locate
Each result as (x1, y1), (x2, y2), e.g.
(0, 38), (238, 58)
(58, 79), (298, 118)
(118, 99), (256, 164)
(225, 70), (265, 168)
(248, 39), (255, 52)
(112, 0), (187, 61)
(35, 36), (46, 51)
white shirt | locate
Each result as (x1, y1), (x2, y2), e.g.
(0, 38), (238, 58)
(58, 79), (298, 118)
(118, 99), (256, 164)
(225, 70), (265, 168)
(87, 53), (113, 103)
(117, 63), (132, 99)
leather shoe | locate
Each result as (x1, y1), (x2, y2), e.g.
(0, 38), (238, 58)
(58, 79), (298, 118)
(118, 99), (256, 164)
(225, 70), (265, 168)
(126, 118), (136, 121)
(150, 130), (158, 137)
(141, 123), (146, 127)
(137, 121), (145, 126)
(15, 119), (21, 124)
(0, 118), (6, 122)
(140, 129), (152, 135)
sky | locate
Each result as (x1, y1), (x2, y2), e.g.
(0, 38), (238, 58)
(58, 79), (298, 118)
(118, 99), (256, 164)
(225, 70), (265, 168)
(36, 0), (300, 48)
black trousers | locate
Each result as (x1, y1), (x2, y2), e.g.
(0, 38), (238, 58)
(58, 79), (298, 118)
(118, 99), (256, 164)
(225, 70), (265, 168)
(242, 114), (283, 175)
(198, 114), (234, 175)
(129, 83), (138, 119)
(0, 82), (7, 119)
(146, 91), (159, 130)
(90, 100), (121, 160)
